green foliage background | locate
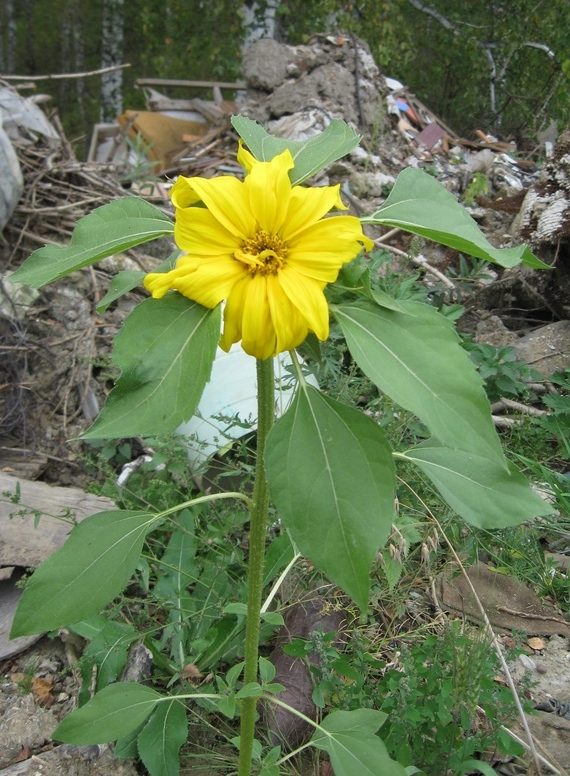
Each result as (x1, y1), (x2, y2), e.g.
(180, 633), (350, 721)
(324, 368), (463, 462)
(1, 0), (568, 152)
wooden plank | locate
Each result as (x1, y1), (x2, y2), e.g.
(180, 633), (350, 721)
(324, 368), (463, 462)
(0, 472), (116, 568)
(136, 78), (245, 90)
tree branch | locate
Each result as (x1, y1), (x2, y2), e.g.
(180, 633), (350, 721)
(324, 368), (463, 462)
(1, 63), (131, 81)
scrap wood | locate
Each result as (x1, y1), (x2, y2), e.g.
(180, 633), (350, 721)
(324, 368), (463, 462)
(437, 562), (570, 636)
(0, 470), (115, 568)
(116, 110), (210, 172)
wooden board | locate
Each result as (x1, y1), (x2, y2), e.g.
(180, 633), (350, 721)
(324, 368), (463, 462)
(0, 473), (117, 659)
(0, 471), (116, 568)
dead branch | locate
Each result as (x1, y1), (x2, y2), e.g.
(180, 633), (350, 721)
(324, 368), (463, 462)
(1, 63), (131, 81)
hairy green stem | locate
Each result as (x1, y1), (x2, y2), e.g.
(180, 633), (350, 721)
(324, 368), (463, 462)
(237, 356), (275, 776)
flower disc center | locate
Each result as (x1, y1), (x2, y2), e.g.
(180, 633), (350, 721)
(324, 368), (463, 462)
(235, 230), (288, 275)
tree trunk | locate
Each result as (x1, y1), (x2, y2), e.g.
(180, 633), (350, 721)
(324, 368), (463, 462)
(100, 0), (124, 122)
(5, 0), (17, 74)
(242, 0), (280, 50)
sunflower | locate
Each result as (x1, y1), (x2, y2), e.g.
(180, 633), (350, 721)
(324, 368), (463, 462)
(144, 146), (373, 360)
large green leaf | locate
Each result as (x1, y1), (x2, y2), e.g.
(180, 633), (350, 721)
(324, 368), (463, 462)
(362, 168), (547, 269)
(54, 683), (161, 744)
(10, 198), (174, 288)
(311, 709), (406, 776)
(334, 300), (506, 464)
(400, 444), (553, 528)
(83, 295), (220, 439)
(265, 385), (395, 610)
(232, 115), (360, 185)
(10, 510), (157, 636)
(138, 697), (188, 776)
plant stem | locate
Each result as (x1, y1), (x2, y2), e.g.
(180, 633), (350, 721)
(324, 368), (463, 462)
(237, 356), (275, 776)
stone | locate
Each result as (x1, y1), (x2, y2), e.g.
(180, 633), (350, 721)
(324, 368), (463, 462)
(242, 38), (290, 92)
(514, 320), (570, 376)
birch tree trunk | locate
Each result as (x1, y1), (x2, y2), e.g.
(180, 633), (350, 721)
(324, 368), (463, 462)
(60, 0), (87, 139)
(5, 0), (17, 73)
(100, 0), (124, 122)
(242, 0), (280, 50)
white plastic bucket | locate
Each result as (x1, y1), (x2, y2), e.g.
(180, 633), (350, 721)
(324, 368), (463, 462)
(176, 345), (317, 468)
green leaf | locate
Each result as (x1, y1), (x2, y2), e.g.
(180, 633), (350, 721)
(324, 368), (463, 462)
(154, 510), (197, 659)
(260, 611), (284, 626)
(265, 385), (395, 610)
(334, 300), (506, 463)
(335, 261), (413, 314)
(83, 295), (220, 439)
(96, 270), (146, 314)
(223, 602), (248, 616)
(115, 724), (143, 759)
(96, 252), (180, 314)
(400, 444), (554, 528)
(83, 619), (138, 691)
(217, 694), (236, 718)
(10, 510), (157, 636)
(235, 682), (263, 699)
(259, 656), (276, 683)
(458, 759), (499, 776)
(54, 683), (162, 744)
(10, 198), (174, 288)
(231, 115), (360, 184)
(362, 168), (547, 269)
(263, 532), (296, 586)
(138, 697), (188, 776)
(311, 709), (406, 776)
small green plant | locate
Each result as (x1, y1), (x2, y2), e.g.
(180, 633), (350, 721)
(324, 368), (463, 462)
(284, 622), (528, 775)
(463, 172), (490, 206)
(462, 340), (541, 402)
(120, 132), (160, 187)
(378, 623), (528, 772)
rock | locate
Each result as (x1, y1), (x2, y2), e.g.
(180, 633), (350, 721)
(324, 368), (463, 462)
(242, 38), (290, 92)
(238, 34), (388, 133)
(264, 596), (346, 749)
(474, 314), (519, 348)
(513, 320), (570, 376)
(0, 692), (58, 769)
(350, 170), (396, 198)
(0, 744), (140, 775)
(512, 711), (570, 771)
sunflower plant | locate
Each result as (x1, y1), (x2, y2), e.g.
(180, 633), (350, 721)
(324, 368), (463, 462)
(10, 116), (552, 776)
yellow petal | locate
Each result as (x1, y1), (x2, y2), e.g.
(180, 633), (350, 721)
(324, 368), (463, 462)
(246, 149), (294, 235)
(277, 267), (330, 341)
(237, 141), (257, 173)
(220, 275), (250, 352)
(172, 257), (246, 309)
(177, 175), (255, 239)
(174, 207), (242, 256)
(288, 214), (373, 252)
(282, 184), (347, 240)
(266, 273), (309, 353)
(145, 256), (244, 309)
(241, 275), (276, 360)
(144, 271), (178, 299)
(170, 176), (203, 208)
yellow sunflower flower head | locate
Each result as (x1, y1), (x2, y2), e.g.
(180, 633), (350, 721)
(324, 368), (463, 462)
(144, 148), (373, 360)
